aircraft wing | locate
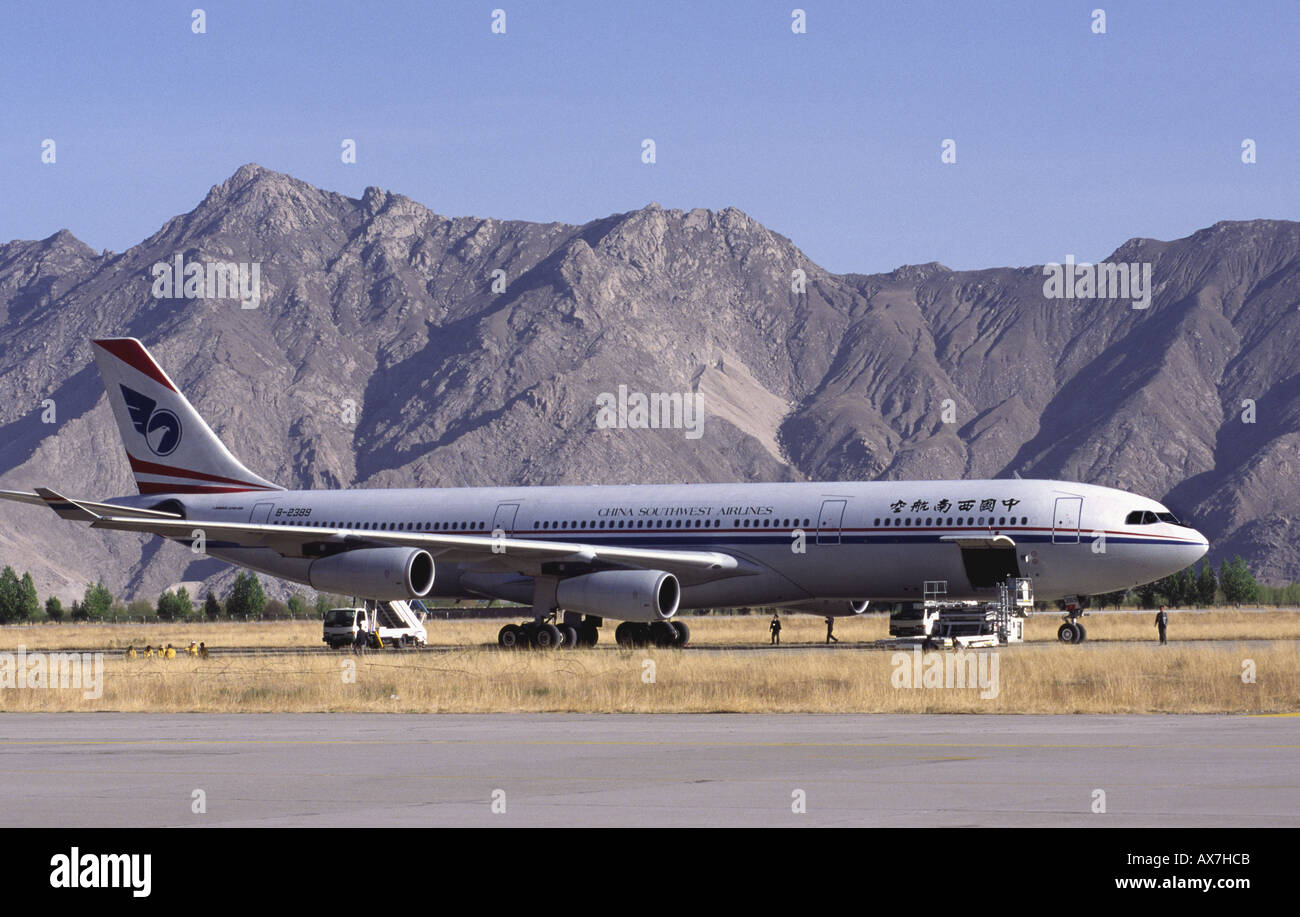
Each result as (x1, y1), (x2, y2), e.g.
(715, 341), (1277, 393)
(20, 490), (756, 582)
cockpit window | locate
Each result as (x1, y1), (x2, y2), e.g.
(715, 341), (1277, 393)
(1126, 509), (1191, 527)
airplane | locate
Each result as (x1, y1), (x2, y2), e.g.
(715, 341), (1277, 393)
(0, 338), (1209, 649)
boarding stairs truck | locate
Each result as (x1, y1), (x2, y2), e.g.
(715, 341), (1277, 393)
(887, 578), (1029, 648)
(322, 599), (429, 649)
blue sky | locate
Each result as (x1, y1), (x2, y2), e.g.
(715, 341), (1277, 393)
(2, 1), (1297, 273)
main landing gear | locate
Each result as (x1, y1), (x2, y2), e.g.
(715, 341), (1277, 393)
(614, 620), (690, 648)
(497, 616), (600, 650)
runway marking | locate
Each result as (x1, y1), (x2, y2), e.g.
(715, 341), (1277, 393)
(0, 767), (1295, 791)
(2, 738), (1297, 750)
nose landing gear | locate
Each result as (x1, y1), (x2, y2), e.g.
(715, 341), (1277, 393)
(1057, 619), (1087, 643)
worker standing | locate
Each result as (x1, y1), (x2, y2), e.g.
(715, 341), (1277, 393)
(1155, 606), (1169, 645)
(769, 614), (782, 645)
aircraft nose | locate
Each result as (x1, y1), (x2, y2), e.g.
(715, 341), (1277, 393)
(1182, 531), (1210, 566)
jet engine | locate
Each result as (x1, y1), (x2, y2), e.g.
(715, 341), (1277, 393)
(308, 547), (435, 600)
(556, 570), (679, 622)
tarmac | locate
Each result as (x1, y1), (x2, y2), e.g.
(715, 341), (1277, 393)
(1, 713), (1296, 826)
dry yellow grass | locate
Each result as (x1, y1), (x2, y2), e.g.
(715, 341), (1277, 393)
(0, 642), (1294, 714)
(5, 608), (1298, 652)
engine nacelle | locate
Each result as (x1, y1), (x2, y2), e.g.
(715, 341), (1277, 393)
(783, 599), (871, 617)
(308, 547), (435, 600)
(556, 570), (679, 622)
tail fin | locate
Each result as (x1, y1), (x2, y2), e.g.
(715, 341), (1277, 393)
(91, 338), (282, 496)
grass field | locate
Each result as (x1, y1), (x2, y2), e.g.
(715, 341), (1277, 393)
(0, 611), (1296, 715)
(3, 608), (1299, 651)
(0, 642), (1293, 715)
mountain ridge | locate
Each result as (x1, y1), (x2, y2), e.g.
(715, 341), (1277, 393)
(1, 163), (1297, 600)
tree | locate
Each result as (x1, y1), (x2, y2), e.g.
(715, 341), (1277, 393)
(1238, 558), (1260, 604)
(0, 567), (23, 623)
(127, 599), (153, 619)
(82, 582), (114, 620)
(1134, 581), (1160, 609)
(69, 599), (86, 621)
(204, 591), (223, 620)
(1152, 574), (1178, 607)
(45, 596), (63, 622)
(157, 588), (193, 621)
(1094, 589), (1128, 610)
(18, 572), (39, 622)
(174, 586), (193, 620)
(1220, 556), (1259, 605)
(287, 593), (307, 618)
(1196, 561), (1218, 607)
(227, 572), (266, 619)
(263, 598), (288, 619)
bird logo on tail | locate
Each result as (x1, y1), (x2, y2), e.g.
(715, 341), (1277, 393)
(120, 385), (183, 456)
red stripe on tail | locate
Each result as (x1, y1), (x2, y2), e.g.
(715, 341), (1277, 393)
(128, 453), (277, 490)
(92, 339), (178, 393)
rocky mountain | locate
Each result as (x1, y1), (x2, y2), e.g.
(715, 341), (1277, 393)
(1, 164), (1298, 600)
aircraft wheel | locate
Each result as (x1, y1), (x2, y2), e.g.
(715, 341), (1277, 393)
(1058, 623), (1078, 644)
(1075, 623), (1087, 643)
(533, 623), (562, 649)
(579, 623), (599, 647)
(670, 620), (690, 646)
(615, 622), (634, 646)
(498, 624), (523, 649)
(650, 621), (676, 647)
(560, 625), (579, 649)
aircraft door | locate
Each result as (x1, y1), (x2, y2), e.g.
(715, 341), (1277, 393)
(250, 502), (274, 524)
(816, 499), (847, 545)
(1052, 496), (1082, 544)
(492, 502), (520, 535)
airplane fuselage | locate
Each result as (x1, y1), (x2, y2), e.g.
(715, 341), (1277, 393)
(124, 478), (1209, 608)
